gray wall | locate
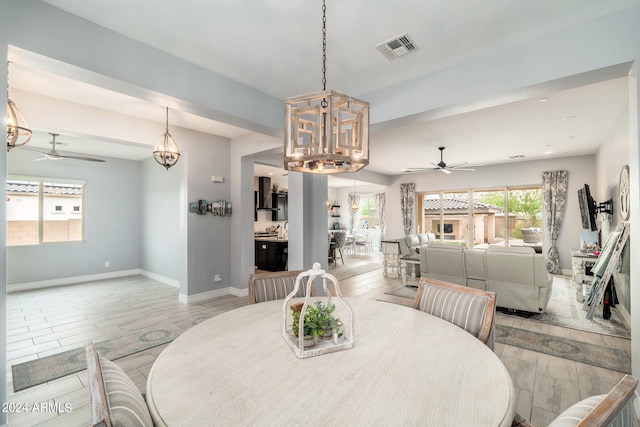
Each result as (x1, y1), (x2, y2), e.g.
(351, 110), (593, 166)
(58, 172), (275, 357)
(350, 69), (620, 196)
(141, 156), (182, 285)
(7, 148), (141, 284)
(596, 105), (631, 316)
(139, 127), (233, 297)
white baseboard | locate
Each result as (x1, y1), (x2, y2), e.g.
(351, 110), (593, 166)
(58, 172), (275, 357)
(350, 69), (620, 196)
(7, 269), (142, 293)
(179, 286), (248, 304)
(139, 270), (180, 288)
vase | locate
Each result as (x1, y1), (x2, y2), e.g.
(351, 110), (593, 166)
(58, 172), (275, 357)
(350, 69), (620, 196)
(302, 335), (316, 348)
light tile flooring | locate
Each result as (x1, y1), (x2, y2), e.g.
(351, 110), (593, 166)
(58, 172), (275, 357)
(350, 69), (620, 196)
(4, 254), (634, 426)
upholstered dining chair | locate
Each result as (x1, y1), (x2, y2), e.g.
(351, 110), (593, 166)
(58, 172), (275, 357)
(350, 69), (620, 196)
(413, 277), (496, 349)
(248, 270), (314, 304)
(86, 342), (154, 427)
(332, 230), (348, 265)
(511, 374), (638, 427)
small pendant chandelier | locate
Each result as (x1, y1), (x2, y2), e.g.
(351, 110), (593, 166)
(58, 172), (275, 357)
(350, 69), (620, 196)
(153, 107), (181, 170)
(6, 63), (32, 151)
(351, 181), (359, 213)
(284, 0), (369, 174)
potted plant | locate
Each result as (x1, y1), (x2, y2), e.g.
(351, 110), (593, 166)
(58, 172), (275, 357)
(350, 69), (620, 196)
(291, 301), (339, 347)
(316, 301), (339, 340)
(291, 302), (316, 348)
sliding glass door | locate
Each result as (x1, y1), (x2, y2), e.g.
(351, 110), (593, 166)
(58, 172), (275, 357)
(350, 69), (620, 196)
(418, 186), (543, 249)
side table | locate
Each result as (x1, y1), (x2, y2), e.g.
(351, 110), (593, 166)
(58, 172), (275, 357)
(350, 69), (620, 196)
(570, 249), (597, 302)
(381, 239), (401, 278)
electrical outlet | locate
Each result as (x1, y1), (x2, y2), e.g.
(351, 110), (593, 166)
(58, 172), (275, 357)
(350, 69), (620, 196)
(214, 274), (222, 282)
(105, 261), (110, 268)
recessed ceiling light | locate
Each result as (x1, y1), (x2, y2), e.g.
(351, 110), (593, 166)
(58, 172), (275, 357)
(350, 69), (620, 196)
(268, 172), (274, 176)
(509, 155), (525, 159)
(538, 98), (548, 102)
(566, 115), (576, 119)
(544, 151), (553, 155)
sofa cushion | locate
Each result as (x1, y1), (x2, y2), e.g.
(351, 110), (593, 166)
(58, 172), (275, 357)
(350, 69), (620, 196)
(464, 249), (487, 290)
(418, 233), (435, 245)
(423, 243), (466, 285)
(399, 235), (421, 256)
(487, 245), (535, 254)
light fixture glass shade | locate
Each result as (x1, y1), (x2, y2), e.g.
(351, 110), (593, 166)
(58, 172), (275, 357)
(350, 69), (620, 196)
(153, 131), (180, 170)
(284, 89), (369, 174)
(7, 99), (32, 151)
(351, 200), (359, 213)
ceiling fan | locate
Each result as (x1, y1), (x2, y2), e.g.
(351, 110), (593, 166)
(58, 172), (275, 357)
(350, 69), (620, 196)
(25, 133), (106, 163)
(403, 146), (480, 174)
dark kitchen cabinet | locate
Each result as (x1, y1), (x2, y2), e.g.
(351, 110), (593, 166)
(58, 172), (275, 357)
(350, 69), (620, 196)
(272, 193), (288, 221)
(255, 240), (287, 271)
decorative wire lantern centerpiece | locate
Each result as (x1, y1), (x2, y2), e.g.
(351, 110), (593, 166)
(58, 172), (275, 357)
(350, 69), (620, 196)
(284, 0), (369, 174)
(282, 263), (354, 358)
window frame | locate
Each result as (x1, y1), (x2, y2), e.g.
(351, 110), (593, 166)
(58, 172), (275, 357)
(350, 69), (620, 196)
(7, 174), (87, 246)
(417, 184), (544, 248)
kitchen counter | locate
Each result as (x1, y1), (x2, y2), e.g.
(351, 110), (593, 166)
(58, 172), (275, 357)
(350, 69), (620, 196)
(255, 236), (288, 242)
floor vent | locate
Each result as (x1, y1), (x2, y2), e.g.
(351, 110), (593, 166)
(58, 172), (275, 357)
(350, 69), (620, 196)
(375, 33), (418, 60)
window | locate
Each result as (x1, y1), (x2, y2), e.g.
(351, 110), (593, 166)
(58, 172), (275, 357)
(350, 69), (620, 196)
(418, 186), (543, 248)
(7, 176), (86, 245)
(355, 196), (379, 229)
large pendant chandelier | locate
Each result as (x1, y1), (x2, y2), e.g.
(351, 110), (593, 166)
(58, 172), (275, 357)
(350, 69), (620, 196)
(284, 0), (369, 174)
(153, 107), (181, 170)
(6, 63), (32, 151)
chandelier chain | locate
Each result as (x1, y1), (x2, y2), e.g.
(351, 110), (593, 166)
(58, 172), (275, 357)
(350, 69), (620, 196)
(321, 0), (327, 92)
(165, 107), (169, 133)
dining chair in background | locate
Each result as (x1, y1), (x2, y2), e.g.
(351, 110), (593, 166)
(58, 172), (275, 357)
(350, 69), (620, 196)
(352, 229), (368, 255)
(512, 374), (638, 427)
(413, 277), (496, 349)
(332, 230), (347, 265)
(248, 270), (312, 304)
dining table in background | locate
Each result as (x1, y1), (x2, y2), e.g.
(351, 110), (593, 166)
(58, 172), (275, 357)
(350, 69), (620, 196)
(146, 297), (515, 426)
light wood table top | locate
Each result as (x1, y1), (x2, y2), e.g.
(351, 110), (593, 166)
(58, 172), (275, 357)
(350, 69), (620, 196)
(146, 298), (514, 426)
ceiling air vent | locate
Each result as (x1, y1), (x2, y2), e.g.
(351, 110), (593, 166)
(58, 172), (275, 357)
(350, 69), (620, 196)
(376, 33), (418, 60)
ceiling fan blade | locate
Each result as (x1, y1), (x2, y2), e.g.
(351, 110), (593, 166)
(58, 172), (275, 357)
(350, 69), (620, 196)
(56, 154), (106, 162)
(450, 168), (475, 171)
(446, 161), (468, 168)
(439, 168), (452, 175)
(402, 167), (440, 173)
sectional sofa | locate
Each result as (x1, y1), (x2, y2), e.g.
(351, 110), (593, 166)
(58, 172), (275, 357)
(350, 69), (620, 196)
(418, 243), (553, 313)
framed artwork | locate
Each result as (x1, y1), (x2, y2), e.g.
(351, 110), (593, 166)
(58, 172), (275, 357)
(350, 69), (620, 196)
(618, 165), (630, 221)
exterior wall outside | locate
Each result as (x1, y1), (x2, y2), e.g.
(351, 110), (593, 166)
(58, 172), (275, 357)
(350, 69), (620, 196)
(7, 221), (37, 245)
(423, 213), (537, 245)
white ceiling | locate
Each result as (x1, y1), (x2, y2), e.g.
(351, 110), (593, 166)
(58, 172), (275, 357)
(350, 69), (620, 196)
(8, 0), (637, 182)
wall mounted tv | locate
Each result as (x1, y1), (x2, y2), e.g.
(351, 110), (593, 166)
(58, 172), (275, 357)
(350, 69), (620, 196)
(577, 184), (597, 231)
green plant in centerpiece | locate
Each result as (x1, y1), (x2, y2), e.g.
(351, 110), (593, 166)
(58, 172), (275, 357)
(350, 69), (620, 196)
(291, 300), (339, 339)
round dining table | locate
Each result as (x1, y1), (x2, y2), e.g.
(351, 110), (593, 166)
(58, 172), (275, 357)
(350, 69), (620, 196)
(146, 297), (515, 426)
